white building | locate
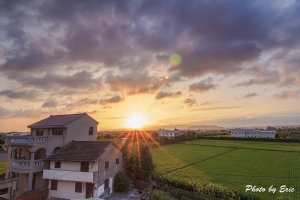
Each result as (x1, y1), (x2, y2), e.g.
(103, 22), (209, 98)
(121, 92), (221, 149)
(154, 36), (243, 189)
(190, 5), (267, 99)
(231, 128), (276, 139)
(158, 128), (186, 138)
(43, 141), (122, 199)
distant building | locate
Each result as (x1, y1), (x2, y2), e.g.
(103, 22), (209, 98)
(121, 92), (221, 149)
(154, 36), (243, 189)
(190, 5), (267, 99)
(195, 129), (206, 134)
(231, 128), (276, 139)
(158, 128), (186, 138)
(219, 130), (227, 134)
(266, 126), (276, 131)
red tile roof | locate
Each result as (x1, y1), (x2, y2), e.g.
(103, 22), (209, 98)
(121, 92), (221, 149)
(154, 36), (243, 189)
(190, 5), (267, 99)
(27, 113), (93, 128)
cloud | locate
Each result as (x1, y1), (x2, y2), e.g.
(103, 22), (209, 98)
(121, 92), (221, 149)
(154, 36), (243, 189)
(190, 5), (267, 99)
(243, 93), (258, 98)
(155, 91), (182, 100)
(66, 98), (98, 108)
(201, 101), (219, 106)
(273, 90), (300, 100)
(183, 98), (197, 107)
(42, 100), (59, 108)
(99, 95), (124, 105)
(0, 89), (39, 101)
(0, 106), (13, 117)
(189, 106), (243, 112)
(189, 77), (218, 93)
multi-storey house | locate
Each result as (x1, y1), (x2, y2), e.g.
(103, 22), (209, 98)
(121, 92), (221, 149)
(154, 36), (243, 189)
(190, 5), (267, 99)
(5, 113), (98, 195)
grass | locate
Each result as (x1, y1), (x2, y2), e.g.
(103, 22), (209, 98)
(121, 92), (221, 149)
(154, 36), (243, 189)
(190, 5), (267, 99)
(0, 161), (6, 175)
(152, 139), (300, 200)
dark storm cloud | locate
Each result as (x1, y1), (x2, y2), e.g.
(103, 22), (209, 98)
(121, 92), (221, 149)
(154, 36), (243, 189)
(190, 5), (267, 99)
(183, 98), (197, 107)
(189, 77), (218, 93)
(99, 95), (124, 105)
(0, 89), (39, 101)
(155, 91), (182, 100)
(0, 0), (300, 97)
(243, 93), (258, 99)
(42, 100), (59, 108)
(18, 70), (102, 90)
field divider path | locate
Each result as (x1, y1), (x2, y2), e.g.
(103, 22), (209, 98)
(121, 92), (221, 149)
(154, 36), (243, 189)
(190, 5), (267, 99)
(178, 142), (300, 153)
(164, 148), (237, 175)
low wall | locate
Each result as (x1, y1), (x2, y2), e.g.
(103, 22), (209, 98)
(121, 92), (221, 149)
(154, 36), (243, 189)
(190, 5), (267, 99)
(15, 187), (48, 200)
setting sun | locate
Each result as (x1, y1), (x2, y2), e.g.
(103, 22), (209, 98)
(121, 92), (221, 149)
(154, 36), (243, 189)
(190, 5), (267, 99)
(126, 113), (146, 129)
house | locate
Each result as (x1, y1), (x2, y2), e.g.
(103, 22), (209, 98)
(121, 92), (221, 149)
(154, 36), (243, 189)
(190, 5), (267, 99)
(231, 128), (276, 139)
(5, 113), (98, 196)
(157, 128), (186, 138)
(43, 141), (122, 199)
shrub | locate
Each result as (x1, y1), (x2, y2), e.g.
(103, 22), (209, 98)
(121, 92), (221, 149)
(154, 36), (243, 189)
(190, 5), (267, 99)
(150, 189), (177, 200)
(113, 171), (130, 192)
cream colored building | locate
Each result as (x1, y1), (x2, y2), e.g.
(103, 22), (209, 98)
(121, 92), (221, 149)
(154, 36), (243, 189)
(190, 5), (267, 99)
(231, 128), (276, 138)
(43, 141), (122, 199)
(5, 113), (98, 196)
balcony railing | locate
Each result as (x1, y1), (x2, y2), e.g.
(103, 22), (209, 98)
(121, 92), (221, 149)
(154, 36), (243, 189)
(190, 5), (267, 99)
(43, 170), (98, 183)
(8, 136), (48, 145)
(11, 159), (44, 170)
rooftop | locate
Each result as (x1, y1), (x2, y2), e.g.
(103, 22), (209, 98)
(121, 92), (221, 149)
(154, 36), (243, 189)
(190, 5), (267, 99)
(27, 113), (98, 128)
(46, 141), (112, 162)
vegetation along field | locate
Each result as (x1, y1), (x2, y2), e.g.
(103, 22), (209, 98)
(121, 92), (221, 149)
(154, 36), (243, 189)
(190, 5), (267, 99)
(153, 139), (300, 200)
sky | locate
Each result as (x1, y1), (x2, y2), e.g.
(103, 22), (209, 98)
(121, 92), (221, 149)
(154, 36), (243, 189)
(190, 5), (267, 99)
(0, 0), (300, 131)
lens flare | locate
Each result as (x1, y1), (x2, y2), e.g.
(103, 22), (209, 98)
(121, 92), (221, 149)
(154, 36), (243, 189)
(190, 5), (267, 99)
(158, 78), (163, 83)
(165, 75), (169, 80)
(170, 54), (182, 66)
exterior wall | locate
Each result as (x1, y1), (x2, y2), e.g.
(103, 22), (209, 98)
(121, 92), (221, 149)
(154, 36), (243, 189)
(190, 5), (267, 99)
(17, 173), (29, 193)
(65, 114), (97, 142)
(231, 129), (276, 138)
(49, 161), (98, 172)
(97, 143), (122, 196)
(48, 180), (86, 199)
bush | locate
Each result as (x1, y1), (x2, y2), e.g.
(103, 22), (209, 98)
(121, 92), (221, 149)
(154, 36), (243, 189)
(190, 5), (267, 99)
(113, 171), (130, 192)
(150, 189), (177, 200)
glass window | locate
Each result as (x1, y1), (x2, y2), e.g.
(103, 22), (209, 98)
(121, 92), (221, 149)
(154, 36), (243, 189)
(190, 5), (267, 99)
(116, 158), (119, 165)
(105, 161), (109, 169)
(89, 127), (93, 135)
(51, 180), (57, 190)
(75, 182), (82, 193)
(36, 129), (43, 136)
(54, 162), (61, 168)
(80, 162), (89, 172)
(52, 128), (63, 135)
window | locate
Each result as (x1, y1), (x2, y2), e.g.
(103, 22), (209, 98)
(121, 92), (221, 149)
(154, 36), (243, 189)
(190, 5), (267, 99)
(75, 182), (82, 193)
(104, 179), (109, 189)
(116, 158), (119, 165)
(54, 162), (61, 168)
(51, 180), (57, 190)
(89, 127), (93, 135)
(52, 128), (63, 135)
(105, 161), (109, 169)
(36, 129), (43, 136)
(80, 162), (89, 172)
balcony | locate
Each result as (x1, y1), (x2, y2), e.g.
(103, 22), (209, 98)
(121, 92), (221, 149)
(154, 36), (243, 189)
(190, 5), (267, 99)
(11, 159), (45, 173)
(8, 136), (48, 146)
(43, 170), (98, 183)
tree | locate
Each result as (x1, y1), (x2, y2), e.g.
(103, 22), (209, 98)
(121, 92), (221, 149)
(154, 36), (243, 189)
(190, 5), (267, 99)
(113, 171), (130, 192)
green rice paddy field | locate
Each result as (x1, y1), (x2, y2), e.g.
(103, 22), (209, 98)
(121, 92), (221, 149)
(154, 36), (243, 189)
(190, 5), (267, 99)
(152, 140), (300, 200)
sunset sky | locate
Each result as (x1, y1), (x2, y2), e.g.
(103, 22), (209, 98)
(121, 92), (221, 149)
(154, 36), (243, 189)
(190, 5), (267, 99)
(0, 0), (300, 132)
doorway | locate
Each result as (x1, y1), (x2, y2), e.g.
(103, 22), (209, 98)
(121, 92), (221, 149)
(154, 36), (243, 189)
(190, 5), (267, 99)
(85, 183), (94, 198)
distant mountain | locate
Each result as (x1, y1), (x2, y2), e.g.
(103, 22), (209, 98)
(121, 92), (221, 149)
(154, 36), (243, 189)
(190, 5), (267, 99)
(188, 125), (222, 130)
